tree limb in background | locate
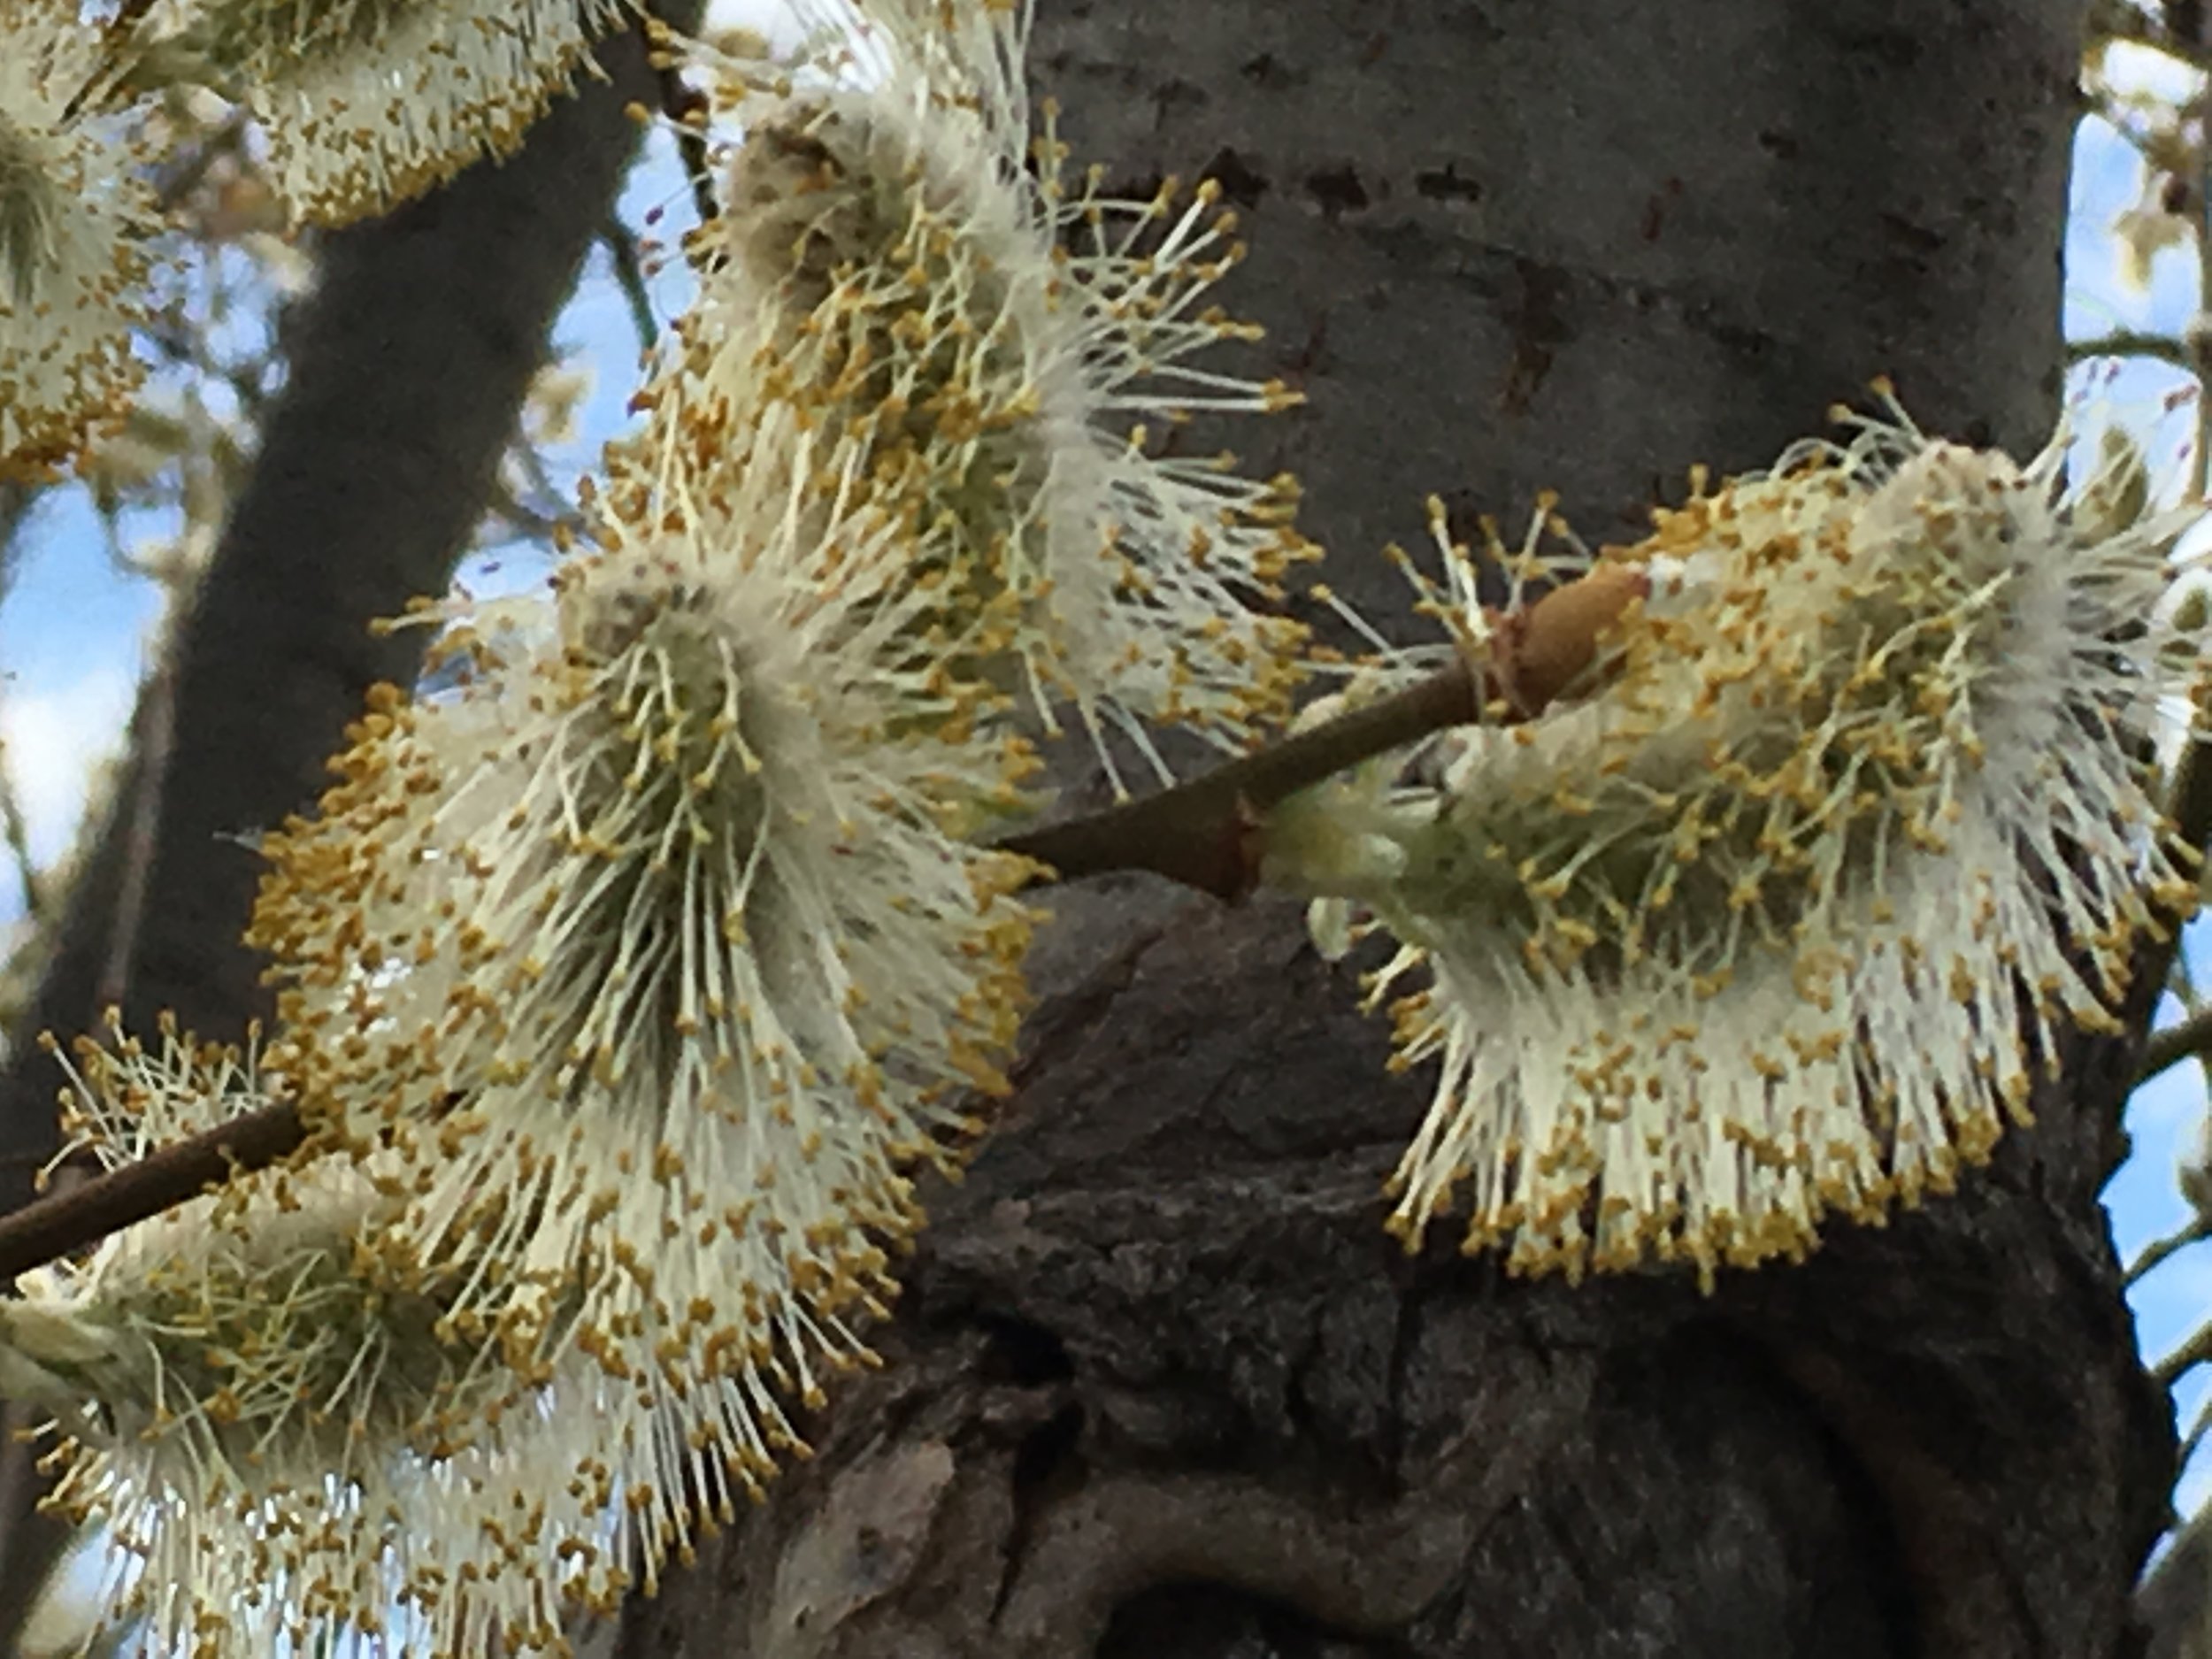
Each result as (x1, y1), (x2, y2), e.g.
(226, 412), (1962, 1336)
(0, 9), (703, 1645)
(2070, 328), (2196, 369)
(2141, 1003), (2212, 1081)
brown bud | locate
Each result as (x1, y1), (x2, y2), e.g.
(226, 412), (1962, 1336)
(1487, 564), (1649, 716)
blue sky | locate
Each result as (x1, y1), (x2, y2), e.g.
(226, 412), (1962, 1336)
(6, 15), (2212, 1526)
(2051, 41), (2212, 1517)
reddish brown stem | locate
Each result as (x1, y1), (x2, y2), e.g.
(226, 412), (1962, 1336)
(0, 1101), (305, 1282)
(0, 572), (1646, 1281)
(1002, 662), (1479, 898)
(1002, 564), (1647, 895)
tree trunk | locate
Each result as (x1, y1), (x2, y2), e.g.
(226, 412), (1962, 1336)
(624, 2), (2161, 1654)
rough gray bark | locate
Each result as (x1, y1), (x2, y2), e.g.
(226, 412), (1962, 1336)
(614, 3), (2170, 1656)
(0, 12), (701, 1644)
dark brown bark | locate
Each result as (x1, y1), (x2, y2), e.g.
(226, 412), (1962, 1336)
(616, 4), (2170, 1656)
(0, 12), (702, 1643)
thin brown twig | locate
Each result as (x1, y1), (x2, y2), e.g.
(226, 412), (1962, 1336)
(2126, 1218), (2209, 1283)
(0, 654), (1489, 1272)
(1002, 564), (1649, 895)
(603, 217), (660, 353)
(2144, 1003), (2212, 1081)
(0, 569), (1649, 1280)
(2070, 329), (2196, 371)
(2184, 1388), (2212, 1472)
(0, 1099), (304, 1282)
(646, 14), (719, 234)
(1001, 661), (1479, 897)
(0, 663), (1503, 1277)
(2160, 1318), (2212, 1388)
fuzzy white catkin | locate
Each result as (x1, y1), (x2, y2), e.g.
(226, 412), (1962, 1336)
(0, 4), (150, 478)
(626, 1), (1314, 790)
(1263, 410), (2202, 1285)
